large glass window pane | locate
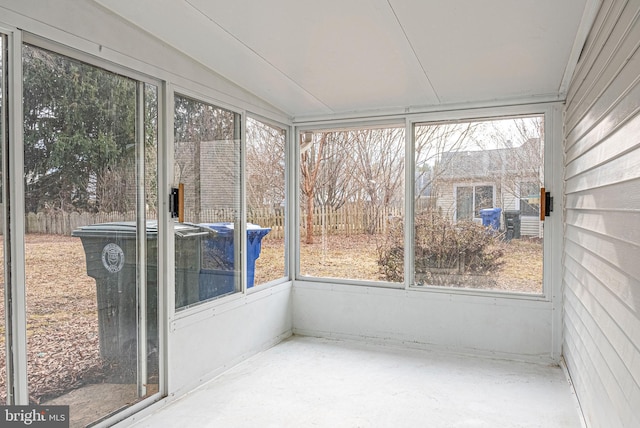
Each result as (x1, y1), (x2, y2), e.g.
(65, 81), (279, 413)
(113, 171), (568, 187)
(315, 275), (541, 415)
(299, 125), (405, 283)
(456, 186), (473, 221)
(411, 116), (544, 294)
(519, 182), (540, 217)
(475, 185), (494, 217)
(23, 45), (158, 423)
(0, 33), (5, 405)
(246, 117), (286, 286)
(174, 95), (241, 308)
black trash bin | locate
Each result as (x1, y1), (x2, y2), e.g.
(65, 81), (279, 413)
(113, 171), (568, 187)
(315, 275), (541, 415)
(72, 221), (211, 377)
(503, 210), (521, 241)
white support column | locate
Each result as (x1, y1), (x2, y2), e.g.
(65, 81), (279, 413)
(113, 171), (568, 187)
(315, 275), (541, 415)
(238, 112), (247, 293)
(284, 123), (293, 281)
(6, 27), (28, 405)
(158, 81), (174, 396)
(291, 126), (301, 282)
(547, 103), (565, 362)
(404, 117), (414, 289)
(135, 81), (148, 397)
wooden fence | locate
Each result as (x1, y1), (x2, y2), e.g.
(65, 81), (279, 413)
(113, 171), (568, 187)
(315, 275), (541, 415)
(23, 204), (403, 239)
(300, 204), (402, 237)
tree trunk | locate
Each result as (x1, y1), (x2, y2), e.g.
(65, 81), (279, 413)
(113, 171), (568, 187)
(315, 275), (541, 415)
(305, 195), (314, 244)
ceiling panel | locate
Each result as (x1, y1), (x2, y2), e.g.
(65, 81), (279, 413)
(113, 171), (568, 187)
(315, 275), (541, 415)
(389, 0), (588, 104)
(186, 0), (440, 112)
(95, 0), (334, 116)
(96, 0), (594, 119)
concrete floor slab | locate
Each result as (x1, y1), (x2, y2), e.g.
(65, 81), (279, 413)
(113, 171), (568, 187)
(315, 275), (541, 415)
(132, 336), (583, 427)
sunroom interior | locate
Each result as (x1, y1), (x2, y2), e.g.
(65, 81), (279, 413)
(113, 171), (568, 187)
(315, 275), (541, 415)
(0, 0), (639, 427)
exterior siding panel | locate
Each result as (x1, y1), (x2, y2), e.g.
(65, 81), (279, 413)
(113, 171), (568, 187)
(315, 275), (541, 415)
(520, 217), (541, 237)
(563, 0), (640, 427)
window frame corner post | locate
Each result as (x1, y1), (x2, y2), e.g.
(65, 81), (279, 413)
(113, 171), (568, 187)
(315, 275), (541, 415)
(545, 102), (564, 362)
(157, 80), (174, 395)
(291, 126), (301, 283)
(238, 111), (247, 293)
(5, 27), (28, 405)
(404, 118), (415, 290)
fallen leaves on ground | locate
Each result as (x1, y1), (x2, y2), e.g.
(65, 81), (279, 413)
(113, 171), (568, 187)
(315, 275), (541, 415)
(0, 234), (102, 404)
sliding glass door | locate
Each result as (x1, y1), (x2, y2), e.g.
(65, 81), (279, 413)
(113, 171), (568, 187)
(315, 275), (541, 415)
(22, 44), (158, 423)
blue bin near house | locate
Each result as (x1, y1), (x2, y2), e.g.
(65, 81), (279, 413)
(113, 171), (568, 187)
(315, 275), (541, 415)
(198, 222), (271, 299)
(479, 208), (502, 231)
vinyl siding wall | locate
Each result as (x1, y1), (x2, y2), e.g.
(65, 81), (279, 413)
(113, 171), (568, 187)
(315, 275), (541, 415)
(563, 0), (640, 427)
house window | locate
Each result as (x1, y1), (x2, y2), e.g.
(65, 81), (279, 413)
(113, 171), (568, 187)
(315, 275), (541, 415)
(519, 182), (540, 217)
(455, 185), (494, 220)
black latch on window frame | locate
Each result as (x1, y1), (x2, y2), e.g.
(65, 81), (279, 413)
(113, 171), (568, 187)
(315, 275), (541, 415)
(170, 187), (180, 219)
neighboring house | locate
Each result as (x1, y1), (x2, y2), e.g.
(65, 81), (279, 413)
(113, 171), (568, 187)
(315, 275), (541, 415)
(433, 138), (543, 237)
(175, 139), (240, 220)
(415, 167), (435, 211)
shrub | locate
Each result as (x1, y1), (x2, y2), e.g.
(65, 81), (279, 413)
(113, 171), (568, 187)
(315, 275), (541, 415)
(377, 209), (504, 283)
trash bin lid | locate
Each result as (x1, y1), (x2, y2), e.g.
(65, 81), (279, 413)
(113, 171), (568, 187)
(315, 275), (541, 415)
(199, 222), (271, 235)
(479, 208), (502, 214)
(72, 221), (212, 238)
(200, 222), (267, 229)
(199, 222), (234, 237)
(175, 223), (213, 238)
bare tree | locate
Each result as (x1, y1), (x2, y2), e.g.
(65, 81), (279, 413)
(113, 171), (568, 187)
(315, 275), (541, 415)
(351, 128), (405, 234)
(485, 116), (544, 211)
(300, 132), (328, 244)
(246, 118), (286, 211)
(300, 127), (405, 240)
(415, 122), (479, 211)
(313, 131), (354, 210)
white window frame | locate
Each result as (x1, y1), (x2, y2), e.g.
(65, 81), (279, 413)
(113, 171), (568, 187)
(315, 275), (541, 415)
(407, 104), (562, 299)
(245, 114), (290, 292)
(14, 32), (166, 416)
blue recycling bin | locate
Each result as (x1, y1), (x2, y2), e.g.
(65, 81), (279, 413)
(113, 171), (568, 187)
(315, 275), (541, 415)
(479, 208), (502, 231)
(198, 223), (271, 298)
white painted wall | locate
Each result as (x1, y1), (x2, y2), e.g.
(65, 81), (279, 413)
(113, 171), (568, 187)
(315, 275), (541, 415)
(563, 0), (640, 427)
(293, 282), (556, 362)
(168, 283), (293, 398)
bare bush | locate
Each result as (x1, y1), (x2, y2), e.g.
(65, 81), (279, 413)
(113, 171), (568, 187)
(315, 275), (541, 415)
(377, 209), (504, 284)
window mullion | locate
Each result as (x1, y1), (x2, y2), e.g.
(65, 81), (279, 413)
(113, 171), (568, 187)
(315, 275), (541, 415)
(6, 28), (28, 405)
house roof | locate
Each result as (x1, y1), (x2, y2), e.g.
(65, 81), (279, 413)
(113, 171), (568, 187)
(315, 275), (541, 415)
(439, 138), (541, 180)
(95, 0), (598, 121)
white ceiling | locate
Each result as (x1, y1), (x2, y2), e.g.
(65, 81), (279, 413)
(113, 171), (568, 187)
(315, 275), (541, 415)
(95, 0), (596, 121)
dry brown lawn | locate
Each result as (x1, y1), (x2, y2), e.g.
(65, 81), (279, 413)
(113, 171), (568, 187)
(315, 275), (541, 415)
(294, 233), (543, 294)
(0, 232), (542, 404)
(0, 234), (102, 404)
